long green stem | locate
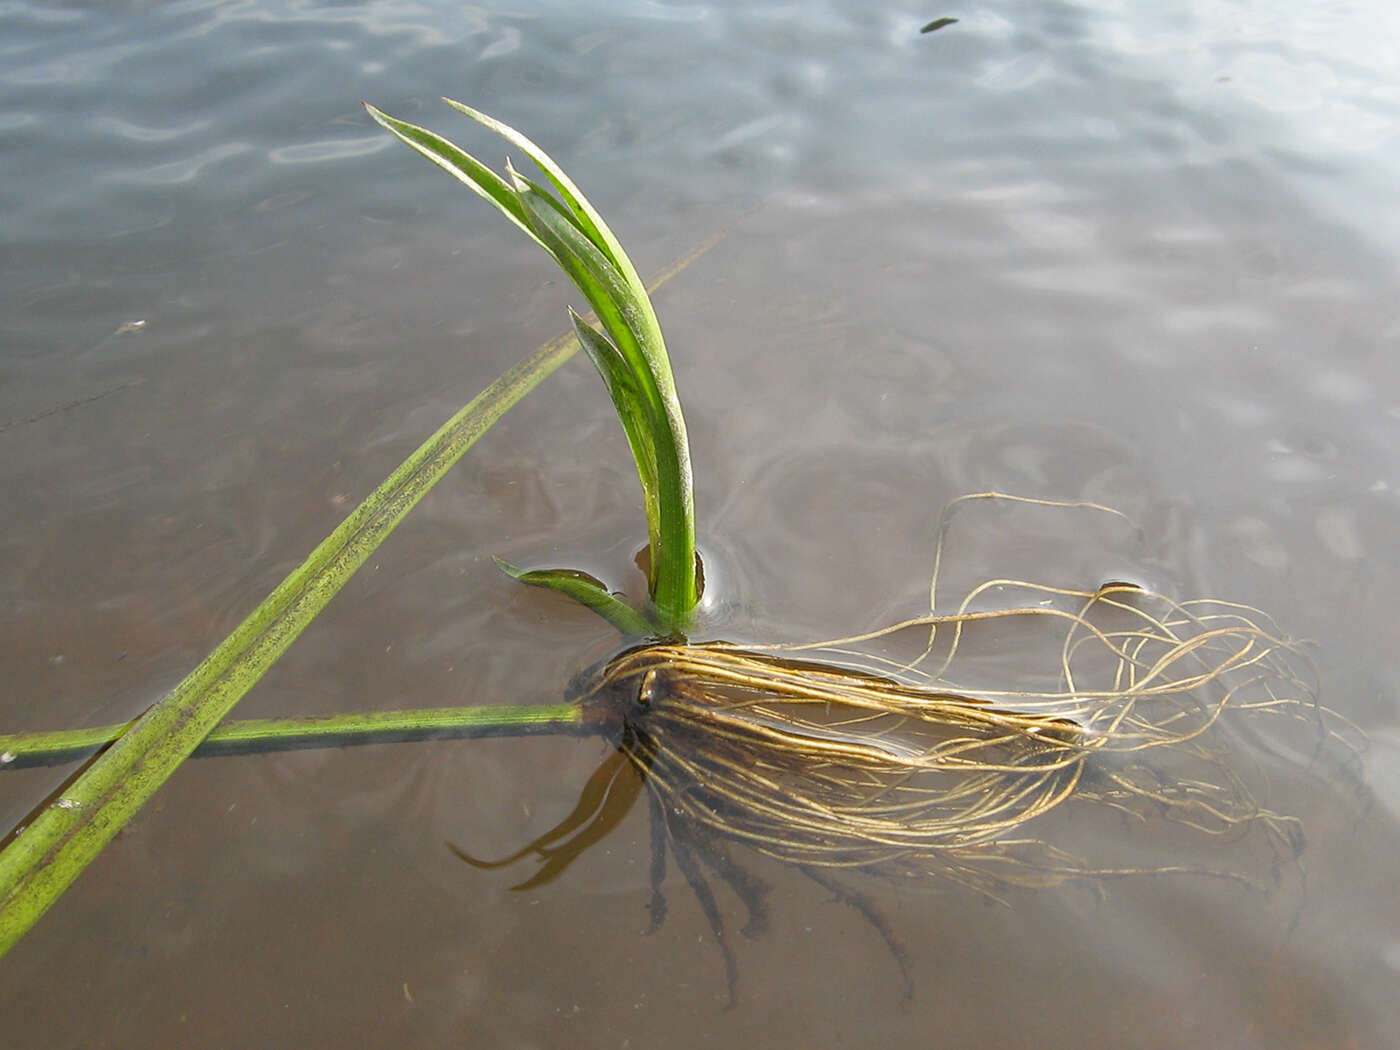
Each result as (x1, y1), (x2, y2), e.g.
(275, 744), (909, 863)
(0, 703), (585, 768)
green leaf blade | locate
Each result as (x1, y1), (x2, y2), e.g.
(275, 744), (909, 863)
(0, 326), (582, 959)
(440, 101), (685, 436)
(362, 102), (547, 255)
(442, 98), (634, 273)
(371, 100), (698, 627)
(509, 170), (650, 373)
(493, 558), (657, 638)
(568, 309), (660, 500)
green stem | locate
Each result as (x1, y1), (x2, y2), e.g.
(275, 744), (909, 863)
(0, 703), (586, 769)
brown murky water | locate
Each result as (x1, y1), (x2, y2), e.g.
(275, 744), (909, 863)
(2, 2), (1398, 1047)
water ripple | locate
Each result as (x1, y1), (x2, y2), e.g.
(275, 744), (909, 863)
(89, 114), (210, 144)
(268, 135), (393, 165)
(105, 141), (254, 186)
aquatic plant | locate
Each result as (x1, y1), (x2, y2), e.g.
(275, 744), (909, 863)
(364, 100), (699, 630)
(0, 104), (1354, 994)
(0, 101), (708, 955)
(452, 531), (1346, 999)
(584, 584), (1318, 881)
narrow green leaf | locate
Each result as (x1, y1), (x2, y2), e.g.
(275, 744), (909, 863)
(568, 311), (661, 556)
(499, 157), (674, 409)
(493, 558), (657, 638)
(509, 168), (651, 378)
(0, 222), (725, 956)
(362, 102), (548, 256)
(442, 102), (692, 558)
(0, 702), (586, 768)
(0, 328), (580, 958)
(372, 101), (698, 626)
(443, 98), (637, 277)
(567, 307), (630, 401)
(507, 178), (685, 592)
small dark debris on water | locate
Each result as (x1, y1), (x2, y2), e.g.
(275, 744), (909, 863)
(921, 17), (959, 33)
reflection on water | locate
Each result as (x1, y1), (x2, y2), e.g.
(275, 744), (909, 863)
(2, 0), (1398, 1047)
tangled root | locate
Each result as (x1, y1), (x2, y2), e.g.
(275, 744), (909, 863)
(461, 494), (1362, 999)
(573, 574), (1350, 896)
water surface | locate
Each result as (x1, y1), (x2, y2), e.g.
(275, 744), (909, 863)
(2, 1), (1398, 1046)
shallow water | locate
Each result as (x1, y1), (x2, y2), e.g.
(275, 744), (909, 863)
(3, 1), (1399, 1046)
